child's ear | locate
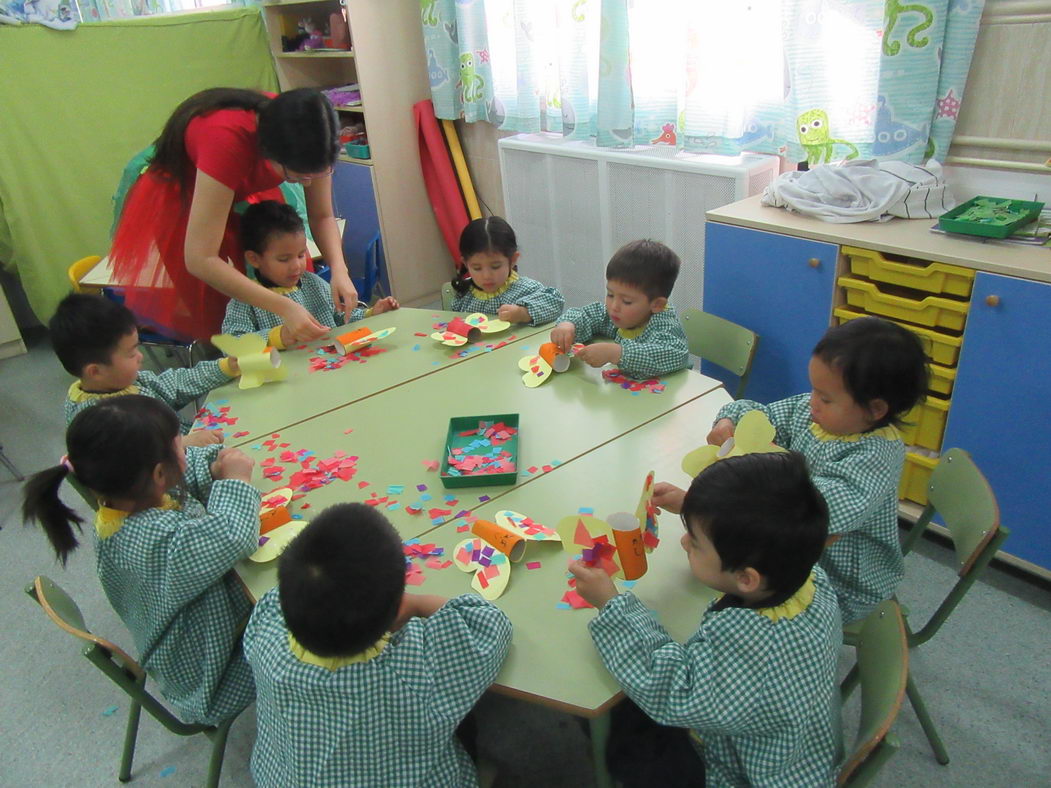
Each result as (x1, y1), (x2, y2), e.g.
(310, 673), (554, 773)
(734, 567), (764, 595)
(82, 362), (103, 381)
(245, 250), (262, 269)
(509, 251), (521, 267)
(152, 461), (167, 489)
(650, 296), (668, 314)
(866, 398), (889, 424)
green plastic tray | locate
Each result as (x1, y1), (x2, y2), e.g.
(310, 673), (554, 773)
(938, 196), (1044, 239)
(440, 413), (520, 488)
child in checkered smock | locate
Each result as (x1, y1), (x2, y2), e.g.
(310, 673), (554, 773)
(22, 395), (261, 725)
(244, 503), (512, 788)
(448, 216), (565, 326)
(655, 317), (928, 624)
(572, 452), (842, 788)
(51, 293), (238, 441)
(221, 201), (399, 348)
(552, 239), (689, 379)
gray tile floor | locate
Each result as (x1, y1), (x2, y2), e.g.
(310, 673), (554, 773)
(2, 327), (1048, 786)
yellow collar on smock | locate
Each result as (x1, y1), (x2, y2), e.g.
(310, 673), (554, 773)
(809, 422), (901, 443)
(752, 573), (817, 623)
(470, 270), (519, 300)
(94, 494), (179, 539)
(68, 380), (139, 403)
(288, 632), (391, 670)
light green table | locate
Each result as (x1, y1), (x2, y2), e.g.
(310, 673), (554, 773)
(196, 307), (551, 444)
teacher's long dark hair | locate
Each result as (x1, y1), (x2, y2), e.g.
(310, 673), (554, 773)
(150, 87), (340, 186)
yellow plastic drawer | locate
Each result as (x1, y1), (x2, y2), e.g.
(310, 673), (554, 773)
(838, 277), (969, 331)
(834, 307), (964, 366)
(928, 363), (956, 397)
(843, 246), (975, 298)
(899, 395), (950, 451)
(899, 451), (938, 505)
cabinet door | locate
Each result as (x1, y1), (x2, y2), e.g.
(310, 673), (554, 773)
(703, 222), (837, 403)
(331, 161), (389, 294)
(942, 272), (1051, 571)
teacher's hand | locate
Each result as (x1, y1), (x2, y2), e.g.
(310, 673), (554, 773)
(329, 274), (359, 324)
(280, 301), (328, 342)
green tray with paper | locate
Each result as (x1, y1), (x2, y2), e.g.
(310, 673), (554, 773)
(440, 414), (520, 488)
(938, 196), (1045, 239)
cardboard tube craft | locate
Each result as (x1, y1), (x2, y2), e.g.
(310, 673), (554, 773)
(211, 333), (288, 390)
(431, 313), (510, 347)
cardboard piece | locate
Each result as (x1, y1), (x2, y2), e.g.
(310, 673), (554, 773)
(431, 313), (511, 347)
(332, 325), (397, 355)
(211, 333), (288, 389)
(471, 518), (526, 562)
(609, 511), (647, 580)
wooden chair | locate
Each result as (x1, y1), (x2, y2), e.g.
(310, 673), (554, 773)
(839, 599), (909, 787)
(679, 308), (759, 399)
(843, 448), (1009, 765)
(441, 281), (456, 310)
(68, 255), (103, 295)
(25, 576), (239, 787)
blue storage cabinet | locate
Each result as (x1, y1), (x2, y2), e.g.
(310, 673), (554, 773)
(942, 272), (1051, 570)
(331, 160), (390, 296)
(702, 222), (838, 404)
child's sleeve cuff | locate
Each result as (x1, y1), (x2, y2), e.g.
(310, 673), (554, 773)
(267, 325), (286, 350)
(218, 357), (240, 377)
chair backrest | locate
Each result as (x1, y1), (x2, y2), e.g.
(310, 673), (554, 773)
(68, 256), (103, 294)
(839, 599), (908, 787)
(353, 232), (381, 304)
(679, 308), (759, 399)
(441, 282), (456, 310)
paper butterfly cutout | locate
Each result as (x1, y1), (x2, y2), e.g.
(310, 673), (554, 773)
(211, 333), (288, 390)
(332, 325), (397, 355)
(260, 487), (294, 533)
(518, 342), (586, 388)
(452, 509), (561, 600)
(431, 313), (511, 347)
(250, 520), (308, 562)
(681, 411), (785, 478)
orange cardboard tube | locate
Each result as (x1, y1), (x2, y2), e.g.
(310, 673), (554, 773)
(471, 519), (526, 562)
(260, 506), (292, 535)
(538, 342), (570, 372)
(609, 512), (648, 580)
(336, 326), (372, 354)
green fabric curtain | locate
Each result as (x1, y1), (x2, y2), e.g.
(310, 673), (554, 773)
(0, 7), (278, 322)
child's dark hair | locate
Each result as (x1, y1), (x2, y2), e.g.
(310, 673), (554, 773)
(278, 503), (406, 657)
(22, 395), (183, 565)
(49, 293), (138, 377)
(605, 239), (680, 300)
(813, 317), (929, 429)
(683, 452), (828, 598)
(151, 87), (339, 188)
(450, 216), (519, 296)
(241, 201), (305, 255)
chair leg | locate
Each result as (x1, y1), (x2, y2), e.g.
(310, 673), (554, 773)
(118, 699), (144, 782)
(588, 712), (615, 788)
(0, 444), (25, 481)
(905, 673), (950, 765)
(204, 718), (234, 788)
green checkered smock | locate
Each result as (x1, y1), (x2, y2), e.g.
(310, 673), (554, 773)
(65, 361), (235, 433)
(221, 270), (367, 349)
(450, 272), (565, 326)
(557, 301), (689, 379)
(92, 444), (261, 725)
(588, 568), (842, 788)
(245, 592), (512, 788)
(718, 394), (906, 624)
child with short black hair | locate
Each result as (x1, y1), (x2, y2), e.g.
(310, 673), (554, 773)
(22, 395), (260, 725)
(52, 293), (238, 440)
(551, 239), (689, 379)
(572, 452), (841, 787)
(449, 216), (565, 325)
(655, 316), (928, 624)
(221, 200), (398, 347)
(244, 503), (512, 787)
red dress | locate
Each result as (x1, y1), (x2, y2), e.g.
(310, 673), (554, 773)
(109, 108), (288, 341)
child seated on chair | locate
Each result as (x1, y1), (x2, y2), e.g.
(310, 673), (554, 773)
(221, 201), (398, 347)
(52, 293), (238, 444)
(448, 216), (565, 325)
(245, 503), (512, 788)
(551, 239), (689, 379)
(653, 317), (928, 624)
(571, 452), (841, 788)
(22, 395), (260, 725)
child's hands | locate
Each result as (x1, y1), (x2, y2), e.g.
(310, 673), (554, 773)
(279, 324), (295, 348)
(651, 482), (686, 515)
(576, 342), (622, 368)
(569, 561), (618, 609)
(707, 418), (736, 446)
(181, 430), (224, 449)
(210, 448), (254, 483)
(329, 276), (359, 322)
(281, 301), (328, 342)
(551, 321), (576, 352)
(371, 296), (400, 315)
(392, 593), (447, 629)
(226, 357), (240, 374)
(497, 304), (530, 324)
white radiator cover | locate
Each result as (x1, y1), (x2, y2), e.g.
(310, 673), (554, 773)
(498, 133), (779, 314)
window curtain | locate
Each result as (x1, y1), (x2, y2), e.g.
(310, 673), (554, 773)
(421, 0), (984, 164)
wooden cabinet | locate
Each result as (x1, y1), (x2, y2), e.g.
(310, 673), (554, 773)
(262, 0), (447, 305)
(704, 196), (1051, 576)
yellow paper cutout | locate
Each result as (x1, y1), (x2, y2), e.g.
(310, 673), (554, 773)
(211, 333), (288, 390)
(494, 509), (562, 543)
(453, 536), (511, 600)
(634, 469), (659, 554)
(249, 520), (308, 562)
(517, 342), (582, 388)
(431, 313), (511, 347)
(681, 410), (785, 478)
